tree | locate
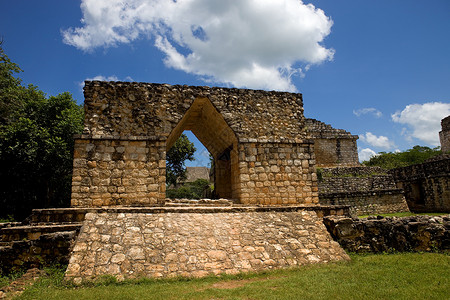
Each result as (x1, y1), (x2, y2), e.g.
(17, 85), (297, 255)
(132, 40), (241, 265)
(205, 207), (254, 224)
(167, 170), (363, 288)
(0, 44), (84, 220)
(362, 145), (442, 169)
(166, 134), (196, 187)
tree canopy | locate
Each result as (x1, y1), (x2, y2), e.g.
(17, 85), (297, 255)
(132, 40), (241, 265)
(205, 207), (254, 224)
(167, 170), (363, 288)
(362, 145), (442, 169)
(0, 44), (84, 220)
(166, 133), (196, 187)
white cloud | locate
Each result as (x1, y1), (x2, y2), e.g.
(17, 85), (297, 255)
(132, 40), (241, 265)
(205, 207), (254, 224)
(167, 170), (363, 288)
(391, 102), (450, 146)
(359, 132), (395, 150)
(62, 0), (334, 91)
(358, 148), (377, 162)
(353, 107), (382, 118)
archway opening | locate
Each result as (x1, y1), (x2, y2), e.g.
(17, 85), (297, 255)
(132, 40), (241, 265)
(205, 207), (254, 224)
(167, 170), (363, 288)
(166, 130), (213, 199)
(166, 97), (239, 200)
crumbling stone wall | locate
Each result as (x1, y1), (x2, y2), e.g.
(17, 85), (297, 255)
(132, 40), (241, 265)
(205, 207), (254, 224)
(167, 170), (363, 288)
(390, 157), (450, 213)
(318, 167), (409, 215)
(0, 231), (77, 274)
(323, 215), (450, 253)
(65, 208), (349, 283)
(439, 115), (450, 153)
(305, 119), (359, 167)
(72, 81), (318, 206)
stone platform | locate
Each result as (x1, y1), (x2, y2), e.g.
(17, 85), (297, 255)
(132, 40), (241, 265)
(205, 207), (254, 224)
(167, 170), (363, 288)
(64, 205), (350, 283)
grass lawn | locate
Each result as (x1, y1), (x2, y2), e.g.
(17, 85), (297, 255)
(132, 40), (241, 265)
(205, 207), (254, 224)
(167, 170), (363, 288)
(16, 252), (449, 300)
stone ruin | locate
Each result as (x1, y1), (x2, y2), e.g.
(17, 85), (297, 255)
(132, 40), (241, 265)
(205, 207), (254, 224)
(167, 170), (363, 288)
(440, 115), (450, 153)
(390, 115), (450, 213)
(71, 81), (320, 206)
(7, 81), (443, 282)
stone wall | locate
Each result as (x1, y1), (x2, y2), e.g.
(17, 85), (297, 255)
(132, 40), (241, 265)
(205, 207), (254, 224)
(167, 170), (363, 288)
(439, 115), (450, 153)
(318, 167), (409, 215)
(323, 215), (450, 253)
(319, 190), (409, 216)
(72, 138), (166, 206)
(305, 119), (359, 167)
(0, 231), (77, 274)
(65, 208), (349, 283)
(238, 142), (318, 205)
(390, 157), (450, 213)
(82, 81), (307, 141)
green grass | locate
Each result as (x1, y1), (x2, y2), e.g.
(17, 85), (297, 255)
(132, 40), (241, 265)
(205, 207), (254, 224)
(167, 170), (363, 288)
(358, 212), (449, 218)
(17, 253), (450, 300)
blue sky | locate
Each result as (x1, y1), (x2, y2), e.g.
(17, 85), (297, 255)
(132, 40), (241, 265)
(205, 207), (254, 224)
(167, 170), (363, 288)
(1, 0), (449, 167)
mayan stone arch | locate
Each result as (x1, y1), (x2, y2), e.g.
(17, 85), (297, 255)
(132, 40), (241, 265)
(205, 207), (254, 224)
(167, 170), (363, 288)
(166, 96), (239, 199)
(71, 81), (319, 207)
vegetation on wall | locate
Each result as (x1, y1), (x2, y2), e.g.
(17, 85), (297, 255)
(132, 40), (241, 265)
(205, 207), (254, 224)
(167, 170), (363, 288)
(362, 145), (442, 169)
(0, 44), (84, 220)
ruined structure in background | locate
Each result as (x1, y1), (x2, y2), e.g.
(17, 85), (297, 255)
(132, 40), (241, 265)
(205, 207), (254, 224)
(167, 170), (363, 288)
(390, 115), (450, 213)
(184, 167), (211, 183)
(440, 115), (450, 153)
(318, 167), (409, 215)
(305, 118), (359, 167)
(72, 81), (319, 206)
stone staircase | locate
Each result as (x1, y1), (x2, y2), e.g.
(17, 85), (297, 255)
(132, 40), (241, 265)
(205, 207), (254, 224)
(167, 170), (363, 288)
(0, 210), (84, 274)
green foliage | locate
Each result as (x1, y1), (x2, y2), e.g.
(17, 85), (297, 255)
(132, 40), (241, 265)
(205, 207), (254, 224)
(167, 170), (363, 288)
(166, 178), (210, 199)
(0, 45), (84, 220)
(362, 145), (442, 169)
(166, 134), (196, 187)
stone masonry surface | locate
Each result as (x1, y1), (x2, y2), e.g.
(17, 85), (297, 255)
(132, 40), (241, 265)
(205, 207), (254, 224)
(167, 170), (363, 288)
(323, 215), (450, 253)
(72, 81), (322, 206)
(305, 118), (359, 167)
(82, 81), (307, 141)
(0, 231), (78, 274)
(390, 157), (450, 212)
(440, 115), (450, 153)
(65, 209), (349, 283)
(318, 167), (409, 215)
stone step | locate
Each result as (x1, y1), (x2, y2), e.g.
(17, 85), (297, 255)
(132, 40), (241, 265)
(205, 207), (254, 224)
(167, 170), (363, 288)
(0, 223), (83, 242)
(164, 198), (235, 206)
(26, 208), (92, 224)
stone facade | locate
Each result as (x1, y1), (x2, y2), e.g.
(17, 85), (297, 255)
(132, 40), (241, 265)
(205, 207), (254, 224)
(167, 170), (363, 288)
(72, 81), (318, 206)
(318, 167), (409, 215)
(305, 119), (359, 167)
(65, 208), (349, 283)
(390, 157), (450, 213)
(238, 142), (318, 205)
(72, 139), (166, 207)
(323, 215), (450, 253)
(439, 115), (450, 153)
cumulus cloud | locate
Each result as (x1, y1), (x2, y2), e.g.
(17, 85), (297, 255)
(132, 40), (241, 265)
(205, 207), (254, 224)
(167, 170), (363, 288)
(62, 0), (334, 91)
(353, 107), (382, 118)
(359, 132), (395, 150)
(358, 148), (377, 162)
(392, 102), (450, 146)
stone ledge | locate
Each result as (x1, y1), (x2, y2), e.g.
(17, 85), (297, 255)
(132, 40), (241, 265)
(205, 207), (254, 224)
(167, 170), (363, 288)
(319, 189), (404, 198)
(73, 134), (167, 141)
(32, 205), (351, 215)
(1, 224), (82, 242)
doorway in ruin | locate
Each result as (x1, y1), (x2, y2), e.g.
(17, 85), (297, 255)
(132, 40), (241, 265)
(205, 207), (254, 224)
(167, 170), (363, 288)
(165, 97), (239, 200)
